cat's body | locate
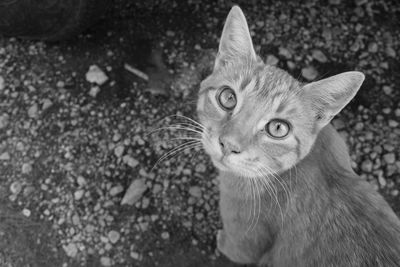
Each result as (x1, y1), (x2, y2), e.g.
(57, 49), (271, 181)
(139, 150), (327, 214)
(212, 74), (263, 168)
(218, 125), (400, 266)
(196, 6), (400, 267)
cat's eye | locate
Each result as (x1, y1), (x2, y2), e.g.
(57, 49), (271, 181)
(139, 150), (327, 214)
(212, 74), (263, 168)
(266, 119), (290, 138)
(217, 87), (236, 111)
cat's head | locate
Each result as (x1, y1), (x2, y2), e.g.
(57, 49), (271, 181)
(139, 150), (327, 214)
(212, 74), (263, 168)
(197, 6), (364, 177)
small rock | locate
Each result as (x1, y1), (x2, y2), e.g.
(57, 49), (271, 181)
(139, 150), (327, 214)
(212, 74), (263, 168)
(0, 152), (10, 160)
(21, 163), (32, 174)
(0, 76), (4, 90)
(77, 176), (86, 186)
(388, 120), (399, 128)
(354, 122), (364, 131)
(130, 251), (142, 260)
(382, 85), (392, 95)
(142, 197), (150, 209)
(383, 153), (396, 165)
(100, 256), (112, 267)
(28, 103), (38, 118)
(195, 163), (206, 173)
(312, 49), (328, 63)
(63, 243), (78, 258)
(152, 184), (162, 194)
(301, 66), (318, 80)
(386, 46), (396, 58)
(278, 47), (292, 59)
(108, 230), (120, 244)
(266, 55), (279, 66)
(42, 99), (53, 110)
(378, 175), (386, 188)
(10, 181), (22, 195)
(121, 179), (147, 205)
(361, 159), (373, 173)
(72, 214), (80, 225)
(22, 208), (31, 217)
(0, 114), (9, 129)
(86, 65), (109, 85)
(74, 190), (84, 200)
(161, 231), (170, 239)
(122, 155), (139, 168)
(112, 133), (121, 142)
(110, 184), (124, 196)
(391, 189), (399, 197)
(114, 145), (124, 158)
(188, 186), (202, 198)
(332, 118), (345, 130)
(56, 81), (65, 88)
(89, 86), (101, 97)
(395, 109), (400, 117)
(368, 42), (378, 53)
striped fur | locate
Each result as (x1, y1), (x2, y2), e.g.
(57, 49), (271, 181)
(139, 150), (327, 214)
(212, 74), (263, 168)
(197, 6), (400, 267)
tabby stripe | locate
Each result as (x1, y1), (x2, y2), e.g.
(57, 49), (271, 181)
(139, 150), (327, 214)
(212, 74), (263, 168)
(294, 135), (301, 159)
(240, 76), (252, 91)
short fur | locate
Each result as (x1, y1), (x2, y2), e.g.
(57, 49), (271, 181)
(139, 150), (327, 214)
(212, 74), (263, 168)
(197, 6), (400, 267)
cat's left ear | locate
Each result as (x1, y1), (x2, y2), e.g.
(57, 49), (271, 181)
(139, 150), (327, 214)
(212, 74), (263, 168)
(214, 6), (257, 70)
(302, 71), (365, 131)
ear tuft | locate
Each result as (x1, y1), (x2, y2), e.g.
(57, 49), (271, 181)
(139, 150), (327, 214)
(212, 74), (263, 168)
(214, 6), (256, 70)
(302, 71), (365, 130)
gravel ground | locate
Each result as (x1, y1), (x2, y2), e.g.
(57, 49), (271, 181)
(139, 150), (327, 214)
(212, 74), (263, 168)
(0, 0), (399, 266)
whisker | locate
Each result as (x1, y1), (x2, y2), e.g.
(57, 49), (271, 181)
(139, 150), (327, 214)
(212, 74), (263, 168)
(151, 141), (201, 172)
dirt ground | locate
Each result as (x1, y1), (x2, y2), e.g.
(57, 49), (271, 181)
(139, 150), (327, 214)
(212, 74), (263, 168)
(0, 0), (399, 266)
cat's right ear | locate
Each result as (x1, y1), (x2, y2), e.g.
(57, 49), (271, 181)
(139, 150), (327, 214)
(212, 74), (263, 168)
(214, 6), (257, 70)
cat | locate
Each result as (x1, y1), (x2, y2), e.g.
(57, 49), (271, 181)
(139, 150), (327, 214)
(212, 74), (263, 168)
(196, 6), (400, 267)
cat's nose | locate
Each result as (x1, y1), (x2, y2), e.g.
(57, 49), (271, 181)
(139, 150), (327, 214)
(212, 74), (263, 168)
(219, 136), (241, 155)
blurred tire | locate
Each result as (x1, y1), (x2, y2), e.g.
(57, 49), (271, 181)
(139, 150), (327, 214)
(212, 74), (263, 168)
(0, 0), (110, 41)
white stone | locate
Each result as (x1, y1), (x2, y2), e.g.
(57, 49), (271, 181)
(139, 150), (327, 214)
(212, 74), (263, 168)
(110, 184), (124, 196)
(86, 65), (109, 85)
(122, 155), (139, 168)
(108, 230), (120, 244)
(121, 179), (147, 205)
(301, 66), (318, 81)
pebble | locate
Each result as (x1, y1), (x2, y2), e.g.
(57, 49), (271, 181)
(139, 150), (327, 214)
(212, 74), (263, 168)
(386, 46), (396, 58)
(361, 159), (373, 173)
(301, 66), (318, 80)
(188, 186), (202, 198)
(354, 122), (364, 131)
(89, 86), (101, 97)
(77, 176), (86, 186)
(28, 103), (39, 118)
(10, 181), (22, 195)
(21, 163), (32, 174)
(278, 47), (292, 59)
(312, 49), (328, 63)
(266, 55), (279, 66)
(110, 184), (124, 196)
(74, 190), (85, 200)
(0, 152), (10, 160)
(391, 189), (399, 197)
(161, 231), (170, 239)
(42, 99), (53, 110)
(22, 208), (31, 217)
(367, 42), (378, 53)
(195, 163), (206, 173)
(122, 155), (139, 168)
(108, 230), (120, 244)
(395, 109), (400, 117)
(378, 175), (386, 188)
(332, 118), (345, 130)
(388, 120), (399, 128)
(114, 145), (125, 158)
(142, 197), (150, 209)
(0, 76), (4, 90)
(121, 179), (147, 205)
(130, 251), (142, 260)
(63, 243), (78, 258)
(86, 65), (109, 85)
(382, 85), (392, 95)
(0, 114), (9, 129)
(100, 256), (112, 267)
(383, 153), (396, 165)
